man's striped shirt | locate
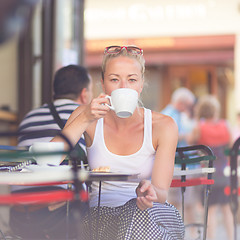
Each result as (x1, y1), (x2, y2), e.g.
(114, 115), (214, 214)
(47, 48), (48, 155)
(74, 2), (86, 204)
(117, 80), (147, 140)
(18, 99), (85, 149)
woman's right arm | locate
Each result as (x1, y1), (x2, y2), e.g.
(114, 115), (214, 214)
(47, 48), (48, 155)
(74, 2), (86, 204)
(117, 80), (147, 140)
(51, 93), (110, 149)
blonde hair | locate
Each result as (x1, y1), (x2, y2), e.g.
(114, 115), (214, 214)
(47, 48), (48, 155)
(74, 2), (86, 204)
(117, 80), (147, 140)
(195, 95), (220, 120)
(101, 46), (145, 80)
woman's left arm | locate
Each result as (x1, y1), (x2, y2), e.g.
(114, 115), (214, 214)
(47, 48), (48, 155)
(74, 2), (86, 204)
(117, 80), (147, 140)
(136, 112), (178, 210)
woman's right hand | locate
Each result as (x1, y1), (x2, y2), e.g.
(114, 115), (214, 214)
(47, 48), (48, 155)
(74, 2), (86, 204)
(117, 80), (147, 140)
(83, 93), (111, 122)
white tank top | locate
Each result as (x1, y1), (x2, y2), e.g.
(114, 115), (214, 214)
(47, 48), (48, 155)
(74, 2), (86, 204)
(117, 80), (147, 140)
(87, 108), (155, 207)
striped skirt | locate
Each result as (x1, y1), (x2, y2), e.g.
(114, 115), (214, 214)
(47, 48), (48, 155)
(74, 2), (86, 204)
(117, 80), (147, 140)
(81, 198), (185, 240)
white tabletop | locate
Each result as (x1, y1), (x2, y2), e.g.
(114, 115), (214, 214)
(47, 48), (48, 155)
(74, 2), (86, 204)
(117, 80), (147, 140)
(0, 164), (216, 186)
(0, 165), (138, 185)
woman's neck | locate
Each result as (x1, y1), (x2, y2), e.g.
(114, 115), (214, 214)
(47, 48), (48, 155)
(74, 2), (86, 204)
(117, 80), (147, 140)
(105, 107), (143, 130)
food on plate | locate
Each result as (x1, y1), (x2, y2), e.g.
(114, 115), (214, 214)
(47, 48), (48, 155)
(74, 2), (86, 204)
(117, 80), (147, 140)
(92, 166), (110, 172)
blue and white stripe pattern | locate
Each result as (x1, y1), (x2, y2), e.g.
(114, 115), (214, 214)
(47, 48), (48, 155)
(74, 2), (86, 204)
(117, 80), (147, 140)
(18, 99), (85, 149)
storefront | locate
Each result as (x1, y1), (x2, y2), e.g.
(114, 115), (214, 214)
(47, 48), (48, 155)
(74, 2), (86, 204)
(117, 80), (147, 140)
(83, 0), (239, 123)
(0, 0), (239, 124)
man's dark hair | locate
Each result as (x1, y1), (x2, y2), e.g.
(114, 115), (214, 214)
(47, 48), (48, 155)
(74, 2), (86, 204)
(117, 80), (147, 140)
(53, 64), (90, 100)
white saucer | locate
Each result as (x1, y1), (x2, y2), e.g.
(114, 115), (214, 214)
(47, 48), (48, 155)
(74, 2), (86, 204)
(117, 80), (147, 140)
(23, 164), (71, 172)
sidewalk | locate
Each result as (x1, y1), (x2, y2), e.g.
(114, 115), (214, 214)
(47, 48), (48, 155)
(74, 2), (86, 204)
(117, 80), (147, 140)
(215, 220), (240, 240)
(184, 223), (240, 240)
(183, 205), (240, 240)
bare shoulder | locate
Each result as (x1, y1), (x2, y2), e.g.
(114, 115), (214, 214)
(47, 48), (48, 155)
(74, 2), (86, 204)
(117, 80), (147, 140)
(152, 110), (178, 133)
(151, 111), (178, 148)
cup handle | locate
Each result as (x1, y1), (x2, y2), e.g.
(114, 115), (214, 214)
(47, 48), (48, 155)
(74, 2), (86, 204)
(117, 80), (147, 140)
(29, 145), (33, 152)
(28, 145), (37, 161)
(105, 95), (114, 110)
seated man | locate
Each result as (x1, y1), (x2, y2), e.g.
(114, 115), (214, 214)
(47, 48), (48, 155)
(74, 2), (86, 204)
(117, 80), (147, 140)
(9, 64), (93, 239)
(18, 64), (93, 149)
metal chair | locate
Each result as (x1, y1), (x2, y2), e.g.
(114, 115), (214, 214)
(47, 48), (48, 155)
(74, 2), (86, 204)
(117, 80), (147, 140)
(171, 145), (216, 240)
(224, 137), (240, 240)
(0, 132), (89, 240)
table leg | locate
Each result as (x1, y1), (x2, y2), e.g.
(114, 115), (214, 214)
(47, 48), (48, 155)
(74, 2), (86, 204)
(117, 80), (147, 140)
(96, 181), (102, 239)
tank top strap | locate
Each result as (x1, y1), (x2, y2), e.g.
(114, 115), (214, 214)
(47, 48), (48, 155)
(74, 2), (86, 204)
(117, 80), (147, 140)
(143, 108), (154, 151)
(92, 117), (104, 147)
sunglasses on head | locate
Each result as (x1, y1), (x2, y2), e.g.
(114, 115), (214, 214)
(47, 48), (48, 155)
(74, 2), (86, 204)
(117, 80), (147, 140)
(104, 46), (143, 55)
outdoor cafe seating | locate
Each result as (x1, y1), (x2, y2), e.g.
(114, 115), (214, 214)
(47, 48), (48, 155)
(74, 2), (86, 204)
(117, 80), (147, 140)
(0, 131), (218, 240)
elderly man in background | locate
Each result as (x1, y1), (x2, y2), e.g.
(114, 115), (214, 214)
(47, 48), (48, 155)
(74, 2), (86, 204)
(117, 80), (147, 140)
(161, 87), (199, 238)
(161, 87), (196, 147)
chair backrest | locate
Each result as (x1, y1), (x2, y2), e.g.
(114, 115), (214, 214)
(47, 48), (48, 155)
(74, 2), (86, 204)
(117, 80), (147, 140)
(224, 137), (240, 212)
(174, 144), (215, 187)
(224, 137), (240, 240)
(173, 144), (216, 240)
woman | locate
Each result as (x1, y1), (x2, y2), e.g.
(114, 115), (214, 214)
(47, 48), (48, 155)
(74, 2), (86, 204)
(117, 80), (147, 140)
(188, 95), (233, 240)
(53, 46), (184, 239)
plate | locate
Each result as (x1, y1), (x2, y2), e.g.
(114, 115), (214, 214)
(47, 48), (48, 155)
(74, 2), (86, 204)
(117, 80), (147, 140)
(88, 171), (139, 181)
(23, 164), (71, 172)
(90, 171), (130, 175)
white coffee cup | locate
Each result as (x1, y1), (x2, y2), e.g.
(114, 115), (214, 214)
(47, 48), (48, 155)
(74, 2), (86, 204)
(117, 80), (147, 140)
(29, 142), (64, 166)
(106, 88), (139, 118)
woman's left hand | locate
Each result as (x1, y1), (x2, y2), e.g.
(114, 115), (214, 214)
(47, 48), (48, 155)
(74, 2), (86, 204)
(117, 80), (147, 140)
(135, 180), (158, 210)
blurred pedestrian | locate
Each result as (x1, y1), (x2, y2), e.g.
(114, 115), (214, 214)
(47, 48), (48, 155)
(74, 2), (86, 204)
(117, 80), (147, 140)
(231, 112), (240, 142)
(161, 87), (195, 147)
(161, 88), (200, 230)
(188, 94), (233, 240)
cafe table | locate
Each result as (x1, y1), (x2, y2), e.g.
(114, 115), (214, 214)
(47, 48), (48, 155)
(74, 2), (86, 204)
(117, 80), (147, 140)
(0, 164), (214, 204)
(0, 143), (215, 240)
(0, 165), (139, 204)
(0, 165), (140, 240)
